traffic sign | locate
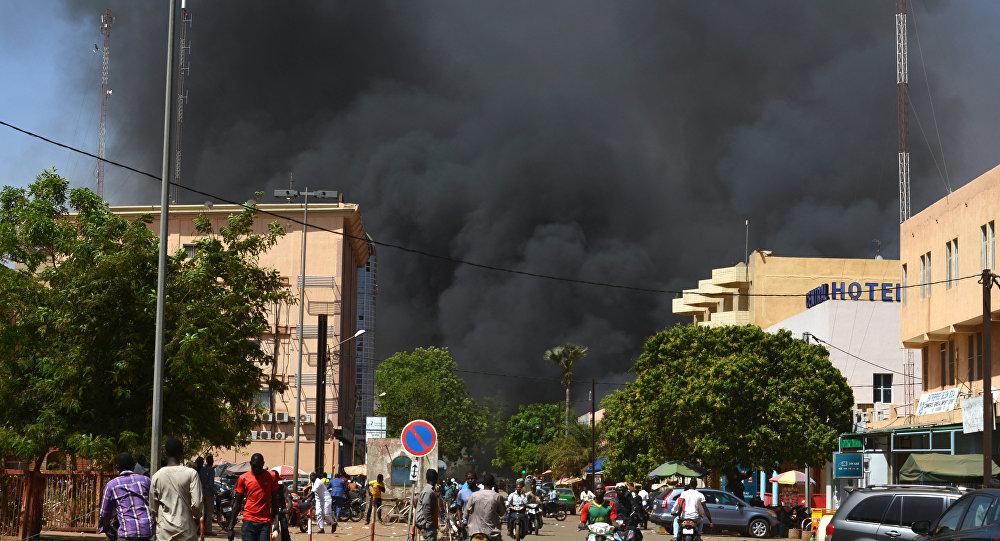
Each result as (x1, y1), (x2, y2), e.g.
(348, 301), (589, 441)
(400, 419), (437, 457)
(409, 462), (420, 482)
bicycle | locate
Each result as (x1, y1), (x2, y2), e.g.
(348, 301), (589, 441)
(378, 498), (413, 525)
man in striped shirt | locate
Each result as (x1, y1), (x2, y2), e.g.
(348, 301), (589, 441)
(99, 452), (154, 541)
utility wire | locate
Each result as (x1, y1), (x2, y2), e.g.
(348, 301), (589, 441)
(0, 118), (979, 298)
(911, 0), (952, 193)
(809, 335), (921, 380)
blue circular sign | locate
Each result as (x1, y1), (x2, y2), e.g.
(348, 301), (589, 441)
(401, 419), (438, 457)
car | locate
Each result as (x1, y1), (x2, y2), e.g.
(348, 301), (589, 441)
(651, 488), (778, 538)
(827, 485), (968, 541)
(910, 488), (1000, 541)
(556, 487), (577, 514)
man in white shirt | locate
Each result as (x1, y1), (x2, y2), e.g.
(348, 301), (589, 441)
(579, 487), (595, 504)
(506, 480), (530, 538)
(311, 472), (334, 533)
(671, 481), (712, 540)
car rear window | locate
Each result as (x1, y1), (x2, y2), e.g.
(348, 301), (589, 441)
(846, 495), (893, 523)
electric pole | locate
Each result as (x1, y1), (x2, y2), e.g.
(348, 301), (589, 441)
(97, 9), (114, 199)
(982, 269), (997, 487)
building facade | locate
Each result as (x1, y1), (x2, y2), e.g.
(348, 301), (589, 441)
(673, 252), (902, 330)
(111, 201), (370, 474)
(353, 240), (377, 465)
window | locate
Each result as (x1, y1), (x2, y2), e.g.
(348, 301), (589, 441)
(934, 495), (973, 535)
(920, 252), (932, 298)
(390, 456), (414, 486)
(873, 374), (893, 403)
(960, 495), (996, 529)
(922, 346), (929, 391)
(948, 339), (956, 386)
(254, 390), (271, 411)
(902, 264), (908, 305)
(183, 243), (198, 258)
(847, 495), (893, 523)
(969, 335), (978, 383)
(983, 222), (996, 271)
(946, 241), (954, 288)
(881, 496), (944, 527)
(714, 492), (740, 506)
(978, 333), (984, 381)
(940, 343), (953, 387)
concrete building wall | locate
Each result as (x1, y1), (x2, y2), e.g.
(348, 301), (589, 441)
(765, 300), (918, 408)
(673, 252), (900, 330)
(111, 202), (369, 474)
(365, 438), (438, 501)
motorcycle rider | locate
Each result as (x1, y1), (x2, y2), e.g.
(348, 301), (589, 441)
(506, 480), (530, 538)
(671, 480), (712, 540)
(579, 483), (617, 529)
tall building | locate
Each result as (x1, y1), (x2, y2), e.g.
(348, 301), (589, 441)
(111, 201), (370, 474)
(353, 237), (377, 464)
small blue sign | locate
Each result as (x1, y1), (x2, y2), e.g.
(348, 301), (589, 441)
(834, 453), (863, 479)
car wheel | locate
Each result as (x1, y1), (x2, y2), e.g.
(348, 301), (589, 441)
(747, 518), (769, 538)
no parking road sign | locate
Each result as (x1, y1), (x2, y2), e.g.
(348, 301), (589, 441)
(401, 419), (437, 457)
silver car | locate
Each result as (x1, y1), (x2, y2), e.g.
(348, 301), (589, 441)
(659, 488), (779, 538)
(828, 485), (968, 541)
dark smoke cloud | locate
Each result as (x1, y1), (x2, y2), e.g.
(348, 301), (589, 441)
(56, 1), (1000, 410)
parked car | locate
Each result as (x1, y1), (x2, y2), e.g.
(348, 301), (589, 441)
(827, 485), (968, 541)
(650, 488), (778, 538)
(911, 489), (1000, 541)
(556, 487), (577, 514)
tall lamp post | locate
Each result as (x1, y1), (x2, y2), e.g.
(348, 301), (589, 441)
(274, 188), (340, 493)
(319, 328), (365, 472)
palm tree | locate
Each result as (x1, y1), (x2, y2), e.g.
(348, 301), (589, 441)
(543, 343), (588, 435)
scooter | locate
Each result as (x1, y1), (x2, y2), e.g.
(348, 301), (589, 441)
(526, 503), (542, 534)
(614, 515), (644, 541)
(542, 502), (567, 521)
(215, 488), (234, 527)
(509, 504), (530, 541)
(677, 518), (699, 541)
(287, 493), (314, 533)
(581, 522), (616, 541)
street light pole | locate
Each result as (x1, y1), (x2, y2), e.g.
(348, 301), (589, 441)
(274, 188), (340, 493)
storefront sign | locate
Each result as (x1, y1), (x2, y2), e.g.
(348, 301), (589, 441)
(961, 389), (998, 433)
(834, 453), (864, 478)
(915, 388), (961, 416)
(806, 282), (901, 309)
(366, 416), (387, 440)
(840, 438), (863, 450)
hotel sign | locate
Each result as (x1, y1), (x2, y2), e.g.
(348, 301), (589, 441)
(806, 282), (901, 309)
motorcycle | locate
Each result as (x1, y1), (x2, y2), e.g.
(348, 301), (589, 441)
(541, 501), (567, 521)
(215, 488), (234, 527)
(526, 503), (542, 534)
(287, 493), (315, 533)
(581, 522), (616, 541)
(340, 495), (365, 522)
(509, 504), (529, 541)
(677, 518), (699, 541)
(614, 515), (644, 541)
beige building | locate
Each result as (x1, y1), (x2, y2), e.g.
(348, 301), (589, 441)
(112, 201), (370, 475)
(673, 251), (901, 329)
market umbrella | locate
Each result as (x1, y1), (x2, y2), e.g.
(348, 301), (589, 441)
(647, 460), (709, 480)
(270, 465), (308, 479)
(768, 470), (815, 485)
(222, 462), (252, 476)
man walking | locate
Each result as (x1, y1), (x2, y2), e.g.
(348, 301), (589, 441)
(150, 438), (203, 541)
(365, 473), (384, 525)
(196, 456), (218, 536)
(311, 472), (334, 533)
(327, 471), (348, 522)
(456, 472), (479, 523)
(464, 473), (505, 541)
(99, 452), (154, 541)
(227, 453), (279, 541)
(414, 469), (439, 541)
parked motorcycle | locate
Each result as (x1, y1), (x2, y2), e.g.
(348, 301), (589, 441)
(509, 504), (530, 541)
(287, 493), (314, 533)
(541, 502), (567, 521)
(526, 503), (542, 534)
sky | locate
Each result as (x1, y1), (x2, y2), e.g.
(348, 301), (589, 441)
(3, 1), (1000, 412)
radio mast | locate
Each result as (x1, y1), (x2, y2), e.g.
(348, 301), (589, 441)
(172, 7), (192, 204)
(897, 0), (916, 417)
(97, 9), (114, 199)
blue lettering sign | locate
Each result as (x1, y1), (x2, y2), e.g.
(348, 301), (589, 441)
(882, 283), (894, 302)
(834, 453), (863, 479)
(805, 282), (901, 308)
(865, 282), (878, 301)
(832, 282), (846, 300)
(848, 282), (862, 300)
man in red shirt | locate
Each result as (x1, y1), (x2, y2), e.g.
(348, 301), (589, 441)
(227, 454), (280, 541)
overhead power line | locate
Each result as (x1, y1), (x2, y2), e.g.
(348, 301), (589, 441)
(0, 118), (978, 297)
(809, 334), (921, 380)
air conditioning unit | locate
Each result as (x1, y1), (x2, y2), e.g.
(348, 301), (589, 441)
(274, 432), (287, 440)
(259, 430), (272, 440)
(250, 431), (259, 440)
(261, 413), (273, 422)
(300, 414), (313, 424)
(275, 412), (289, 423)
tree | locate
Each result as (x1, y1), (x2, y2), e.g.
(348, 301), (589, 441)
(374, 346), (487, 459)
(0, 170), (291, 469)
(602, 324), (853, 484)
(493, 403), (561, 475)
(543, 343), (588, 435)
(545, 420), (607, 479)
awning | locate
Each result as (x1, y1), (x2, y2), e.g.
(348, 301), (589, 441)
(557, 477), (583, 486)
(898, 453), (1000, 482)
(584, 457), (608, 474)
(344, 464), (367, 476)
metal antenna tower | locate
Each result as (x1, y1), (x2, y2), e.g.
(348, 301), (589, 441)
(896, 0), (911, 223)
(171, 7), (192, 204)
(98, 9), (115, 199)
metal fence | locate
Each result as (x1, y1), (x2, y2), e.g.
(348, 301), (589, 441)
(0, 470), (27, 538)
(0, 470), (111, 539)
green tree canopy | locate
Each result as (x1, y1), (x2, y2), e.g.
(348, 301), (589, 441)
(493, 402), (561, 475)
(0, 170), (291, 466)
(543, 343), (588, 434)
(374, 346), (487, 459)
(602, 324), (853, 482)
